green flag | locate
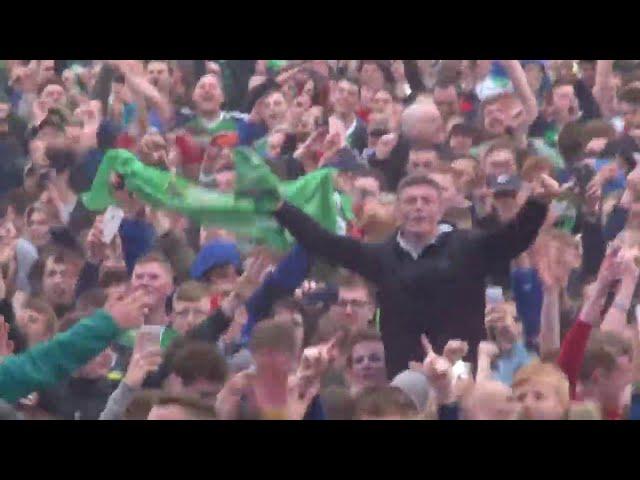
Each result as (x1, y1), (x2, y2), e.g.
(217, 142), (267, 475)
(82, 148), (347, 251)
(266, 60), (288, 74)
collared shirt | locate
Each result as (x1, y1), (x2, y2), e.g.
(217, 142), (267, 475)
(396, 223), (453, 260)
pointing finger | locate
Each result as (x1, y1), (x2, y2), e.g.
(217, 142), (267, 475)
(420, 334), (433, 358)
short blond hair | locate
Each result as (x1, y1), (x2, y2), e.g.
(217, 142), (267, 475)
(512, 361), (570, 409)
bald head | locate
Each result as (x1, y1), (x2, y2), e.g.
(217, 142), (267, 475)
(401, 101), (445, 149)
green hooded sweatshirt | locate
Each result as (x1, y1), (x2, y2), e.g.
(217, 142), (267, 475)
(0, 309), (122, 404)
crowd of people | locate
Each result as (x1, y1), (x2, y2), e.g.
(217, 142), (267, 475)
(1, 59), (640, 420)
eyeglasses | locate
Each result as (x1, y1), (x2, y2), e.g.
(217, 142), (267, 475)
(335, 299), (370, 310)
(352, 353), (383, 366)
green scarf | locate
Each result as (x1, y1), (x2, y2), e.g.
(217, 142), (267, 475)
(81, 147), (349, 251)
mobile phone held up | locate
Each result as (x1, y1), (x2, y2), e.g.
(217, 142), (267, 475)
(485, 286), (504, 306)
(102, 206), (124, 244)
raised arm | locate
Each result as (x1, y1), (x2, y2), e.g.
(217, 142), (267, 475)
(186, 301), (235, 344)
(557, 247), (619, 397)
(242, 244), (312, 343)
(601, 249), (639, 336)
(100, 339), (162, 420)
(0, 289), (148, 404)
(581, 216), (606, 278)
(605, 167), (640, 243)
(274, 202), (383, 283)
(539, 285), (561, 356)
(605, 203), (629, 243)
(186, 256), (272, 345)
(476, 340), (499, 383)
(480, 175), (563, 268)
(593, 60), (616, 120)
(90, 62), (116, 112)
(402, 60), (427, 98)
(147, 209), (195, 284)
(500, 60), (539, 127)
(412, 335), (460, 420)
(112, 61), (173, 125)
(480, 197), (548, 268)
(580, 181), (606, 277)
(536, 246), (563, 355)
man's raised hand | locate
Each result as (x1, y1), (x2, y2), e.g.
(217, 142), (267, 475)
(105, 288), (153, 330)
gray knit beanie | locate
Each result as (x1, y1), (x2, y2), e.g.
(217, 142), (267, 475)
(390, 370), (430, 412)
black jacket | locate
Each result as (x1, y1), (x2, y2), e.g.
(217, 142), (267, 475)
(367, 136), (410, 192)
(472, 210), (515, 292)
(275, 198), (547, 378)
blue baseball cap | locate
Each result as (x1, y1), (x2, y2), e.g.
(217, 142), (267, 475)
(190, 240), (242, 281)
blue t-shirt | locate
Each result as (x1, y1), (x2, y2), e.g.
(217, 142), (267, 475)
(493, 341), (537, 386)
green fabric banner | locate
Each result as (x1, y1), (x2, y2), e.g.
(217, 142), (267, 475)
(82, 147), (347, 251)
